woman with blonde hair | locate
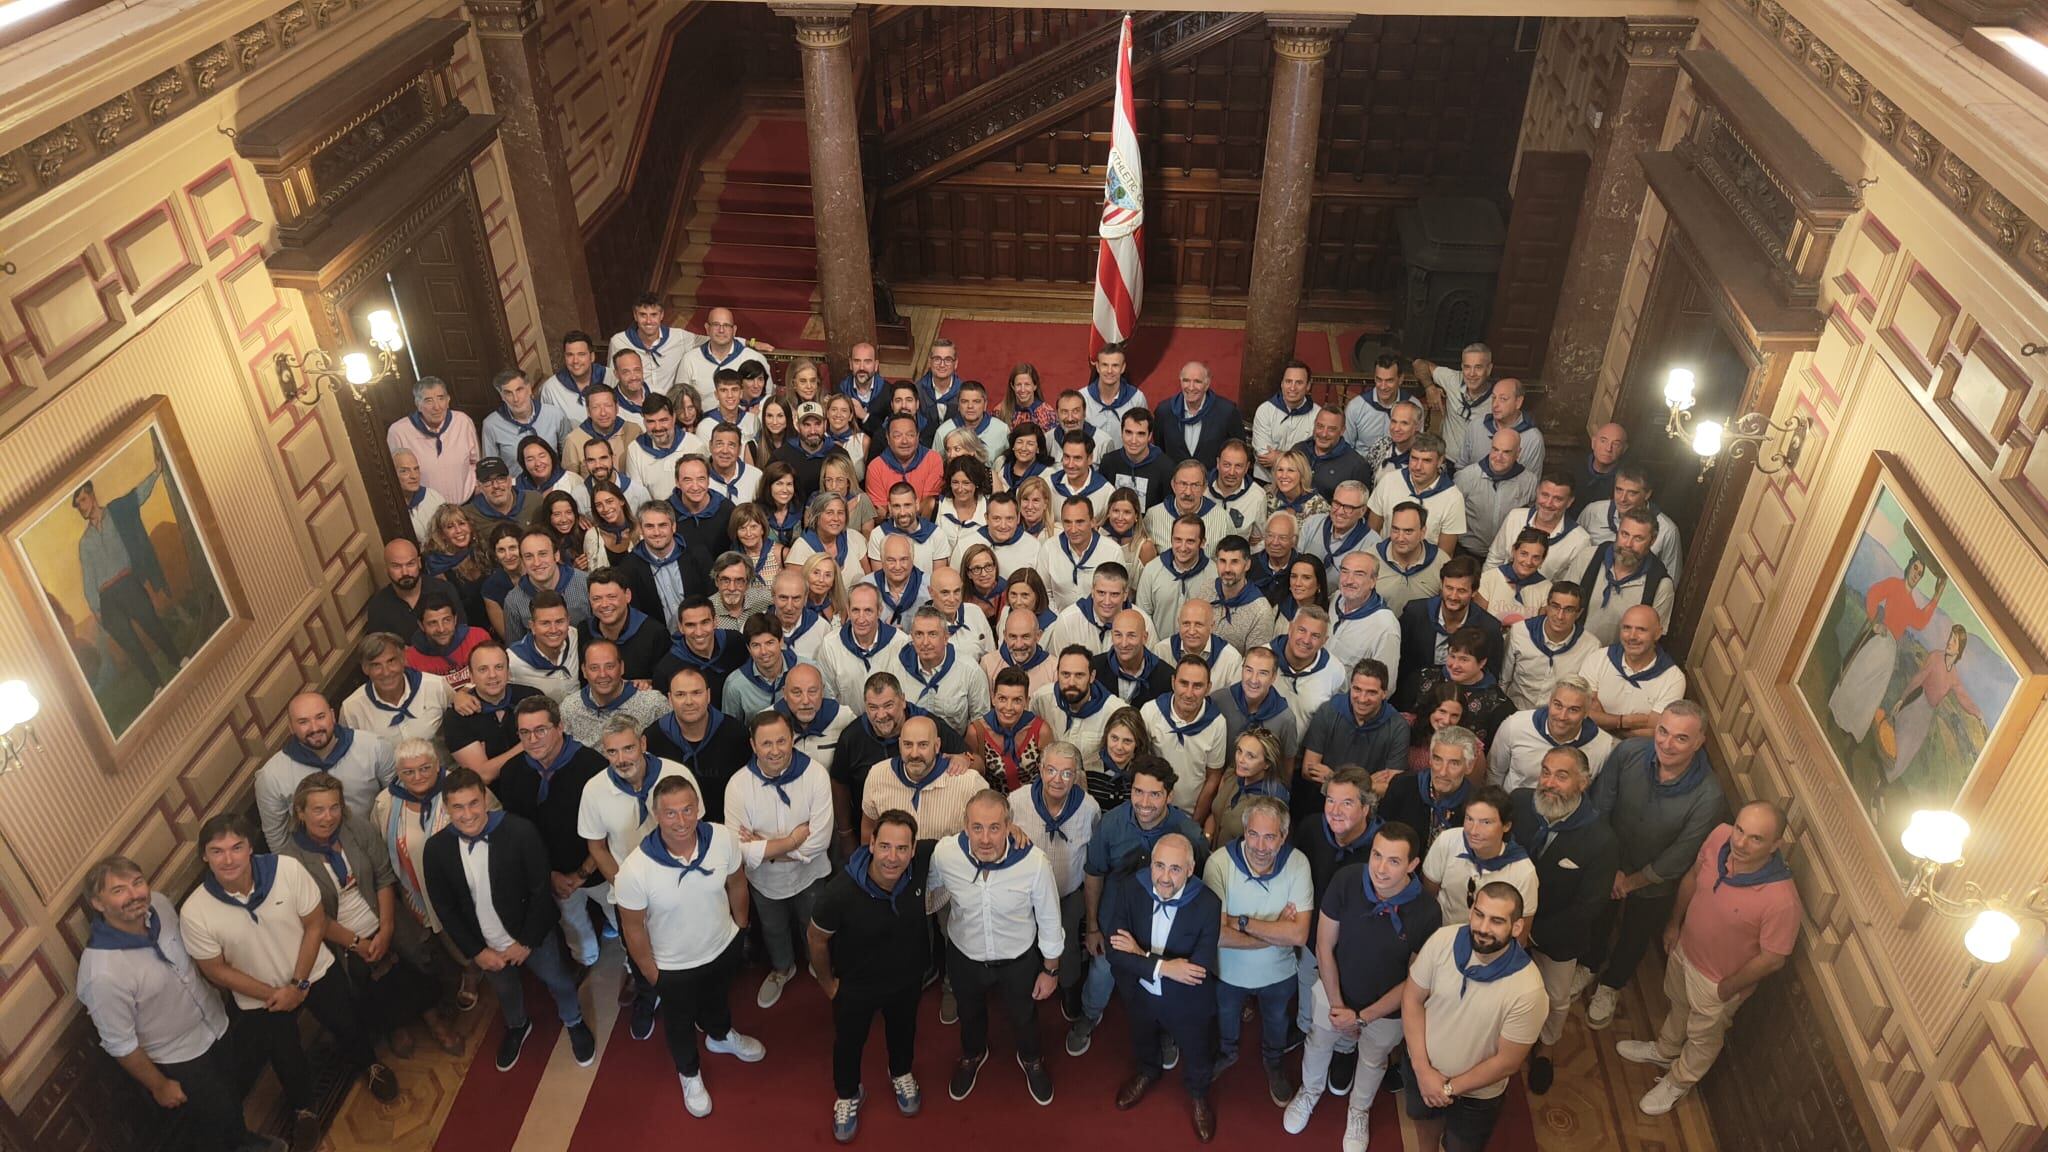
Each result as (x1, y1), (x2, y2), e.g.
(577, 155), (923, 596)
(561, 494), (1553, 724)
(1269, 449), (1327, 519)
(1013, 474), (1057, 540)
(1207, 727), (1291, 845)
(424, 504), (489, 624)
(728, 502), (783, 588)
(818, 450), (876, 533)
(801, 553), (851, 619)
(785, 491), (862, 592)
(783, 356), (825, 408)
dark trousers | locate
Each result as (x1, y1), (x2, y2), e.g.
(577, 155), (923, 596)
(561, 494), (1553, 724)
(1587, 890), (1677, 990)
(339, 950), (442, 1038)
(1126, 989), (1216, 1098)
(100, 574), (179, 685)
(831, 980), (921, 1099)
(946, 943), (1042, 1062)
(654, 934), (743, 1076)
(243, 967), (375, 1111)
(158, 1032), (255, 1151)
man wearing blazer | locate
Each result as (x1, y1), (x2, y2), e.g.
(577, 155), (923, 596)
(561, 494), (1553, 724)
(1508, 745), (1618, 1095)
(423, 768), (595, 1073)
(1394, 557), (1503, 710)
(1102, 831), (1223, 1142)
(1153, 360), (1245, 466)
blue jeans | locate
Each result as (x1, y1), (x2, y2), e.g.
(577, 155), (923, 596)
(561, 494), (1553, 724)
(1082, 951), (1116, 1021)
(1217, 975), (1295, 1068)
(486, 930), (585, 1030)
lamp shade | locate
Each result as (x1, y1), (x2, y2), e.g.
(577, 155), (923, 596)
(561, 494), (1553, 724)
(1692, 420), (1724, 458)
(367, 310), (403, 351)
(342, 353), (374, 386)
(0, 680), (36, 733)
(1664, 368), (1696, 410)
(1901, 809), (1970, 866)
(1964, 908), (2022, 964)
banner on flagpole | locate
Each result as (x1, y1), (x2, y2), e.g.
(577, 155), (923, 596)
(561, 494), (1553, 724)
(1089, 14), (1143, 358)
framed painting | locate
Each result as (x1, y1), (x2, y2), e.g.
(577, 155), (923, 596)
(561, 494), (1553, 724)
(3, 399), (238, 748)
(1788, 452), (2048, 882)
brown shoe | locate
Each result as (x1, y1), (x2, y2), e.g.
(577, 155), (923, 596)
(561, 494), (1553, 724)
(1115, 1072), (1157, 1110)
(1191, 1096), (1216, 1143)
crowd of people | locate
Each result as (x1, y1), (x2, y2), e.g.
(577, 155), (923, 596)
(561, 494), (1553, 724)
(75, 294), (1801, 1152)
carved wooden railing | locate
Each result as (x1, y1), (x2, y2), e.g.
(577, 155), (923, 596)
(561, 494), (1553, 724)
(867, 8), (1114, 136)
(871, 9), (1262, 199)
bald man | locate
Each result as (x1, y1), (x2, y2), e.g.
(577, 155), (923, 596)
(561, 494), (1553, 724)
(253, 692), (398, 848)
(393, 448), (448, 541)
(677, 306), (772, 410)
(365, 537), (466, 644)
(1461, 378), (1545, 472)
(865, 534), (930, 630)
(1454, 427), (1541, 557)
(1101, 831), (1222, 1140)
(1153, 598), (1243, 689)
(1095, 609), (1172, 705)
(1153, 359), (1245, 465)
(1573, 422), (1629, 515)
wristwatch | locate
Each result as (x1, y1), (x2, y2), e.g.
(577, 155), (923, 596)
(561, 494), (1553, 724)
(1236, 914), (1250, 933)
(294, 977), (312, 991)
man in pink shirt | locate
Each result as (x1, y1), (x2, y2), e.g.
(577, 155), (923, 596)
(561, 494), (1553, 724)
(386, 376), (481, 502)
(1618, 800), (1800, 1116)
(865, 412), (944, 512)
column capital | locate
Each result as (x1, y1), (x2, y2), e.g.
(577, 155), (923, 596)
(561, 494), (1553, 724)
(1620, 16), (1697, 67)
(772, 3), (858, 49)
(468, 0), (542, 38)
(1266, 14), (1350, 61)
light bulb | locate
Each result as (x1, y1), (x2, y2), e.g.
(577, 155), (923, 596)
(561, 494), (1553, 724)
(1964, 908), (2022, 964)
(1664, 368), (1696, 410)
(0, 680), (36, 733)
(1901, 809), (1970, 866)
(342, 353), (374, 386)
(1692, 420), (1724, 458)
(367, 310), (402, 351)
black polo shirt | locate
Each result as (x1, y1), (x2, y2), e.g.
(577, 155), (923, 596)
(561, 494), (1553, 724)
(492, 741), (607, 882)
(641, 712), (750, 822)
(1321, 861), (1442, 1010)
(831, 712), (966, 796)
(441, 684), (542, 763)
(650, 630), (747, 708)
(1293, 814), (1377, 948)
(579, 610), (673, 683)
(811, 841), (937, 993)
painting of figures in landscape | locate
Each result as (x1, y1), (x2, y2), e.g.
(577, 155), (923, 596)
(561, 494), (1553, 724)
(1796, 480), (2023, 879)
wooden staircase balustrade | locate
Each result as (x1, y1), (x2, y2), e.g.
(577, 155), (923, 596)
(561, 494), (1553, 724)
(866, 8), (1114, 136)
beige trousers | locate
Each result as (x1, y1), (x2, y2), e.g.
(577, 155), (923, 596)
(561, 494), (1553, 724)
(1655, 944), (1747, 1088)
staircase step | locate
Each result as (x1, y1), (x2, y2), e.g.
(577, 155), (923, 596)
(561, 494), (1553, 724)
(698, 243), (820, 278)
(689, 213), (818, 248)
(717, 180), (815, 214)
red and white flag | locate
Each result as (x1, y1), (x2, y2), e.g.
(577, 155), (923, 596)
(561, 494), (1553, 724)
(1089, 14), (1143, 357)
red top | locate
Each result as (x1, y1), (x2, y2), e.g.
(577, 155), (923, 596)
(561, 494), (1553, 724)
(1678, 824), (1802, 984)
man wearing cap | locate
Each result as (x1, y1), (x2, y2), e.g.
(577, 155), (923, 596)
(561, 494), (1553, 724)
(776, 401), (834, 502)
(464, 455), (541, 535)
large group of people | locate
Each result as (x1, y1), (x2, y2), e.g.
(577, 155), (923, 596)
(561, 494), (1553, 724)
(77, 298), (1800, 1152)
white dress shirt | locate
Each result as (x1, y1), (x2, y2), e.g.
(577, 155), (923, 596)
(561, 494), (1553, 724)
(723, 757), (835, 899)
(927, 835), (1067, 963)
(1007, 784), (1100, 896)
(897, 645), (991, 735)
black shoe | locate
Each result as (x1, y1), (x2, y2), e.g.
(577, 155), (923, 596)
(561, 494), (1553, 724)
(367, 1062), (399, 1103)
(290, 1108), (321, 1152)
(568, 1021), (597, 1067)
(1162, 1035), (1180, 1070)
(1527, 1054), (1555, 1095)
(1019, 1054), (1054, 1106)
(631, 995), (661, 1041)
(1327, 1048), (1357, 1097)
(1060, 983), (1083, 1023)
(1266, 1065), (1296, 1108)
(949, 1051), (988, 1101)
(1383, 1059), (1405, 1093)
(496, 1021), (534, 1072)
(1283, 1023), (1307, 1054)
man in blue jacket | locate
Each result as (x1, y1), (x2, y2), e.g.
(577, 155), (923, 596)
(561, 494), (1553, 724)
(1103, 831), (1222, 1142)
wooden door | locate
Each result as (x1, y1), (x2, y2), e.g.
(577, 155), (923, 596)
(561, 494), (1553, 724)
(1486, 150), (1591, 379)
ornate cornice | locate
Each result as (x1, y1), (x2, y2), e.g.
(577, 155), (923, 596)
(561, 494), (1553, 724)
(1727, 0), (2048, 297)
(0, 0), (393, 215)
(1266, 14), (1350, 62)
(467, 0), (542, 38)
(771, 3), (856, 50)
(1622, 16), (1697, 66)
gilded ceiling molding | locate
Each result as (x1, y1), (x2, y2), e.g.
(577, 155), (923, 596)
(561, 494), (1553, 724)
(1621, 16), (1697, 65)
(1266, 14), (1351, 62)
(1727, 0), (2048, 295)
(0, 0), (393, 214)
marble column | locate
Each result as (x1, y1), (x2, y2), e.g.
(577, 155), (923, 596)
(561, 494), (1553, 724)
(471, 0), (599, 351)
(1538, 17), (1694, 440)
(775, 3), (876, 375)
(1239, 16), (1348, 413)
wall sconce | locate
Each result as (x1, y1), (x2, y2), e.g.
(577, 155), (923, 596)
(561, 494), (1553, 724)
(0, 679), (39, 775)
(275, 309), (404, 406)
(1900, 808), (2047, 973)
(1663, 367), (1810, 482)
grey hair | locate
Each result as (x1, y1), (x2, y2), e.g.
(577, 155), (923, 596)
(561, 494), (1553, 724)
(1239, 794), (1292, 837)
(355, 631), (406, 665)
(412, 375), (449, 402)
(394, 737), (439, 765)
(1462, 342), (1492, 360)
(1664, 698), (1707, 725)
(601, 713), (645, 741)
(1041, 740), (1083, 772)
(1333, 479), (1369, 503)
(1551, 675), (1593, 700)
(1429, 724), (1481, 765)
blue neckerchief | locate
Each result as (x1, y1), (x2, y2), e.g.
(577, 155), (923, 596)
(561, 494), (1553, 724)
(1459, 836), (1530, 873)
(1001, 457), (1051, 490)
(509, 634), (571, 676)
(1532, 706), (1600, 749)
(1226, 839), (1297, 890)
(1608, 644), (1676, 686)
(1478, 457), (1526, 484)
(1381, 445), (1414, 475)
(1595, 543), (1653, 606)
(915, 370), (961, 415)
(1268, 637), (1332, 690)
(873, 446), (935, 487)
(640, 823), (717, 883)
(1449, 382), (1489, 421)
(1418, 767), (1471, 831)
(1368, 874), (1424, 935)
(1111, 649), (1165, 695)
(1087, 378), (1142, 413)
(666, 630), (733, 670)
(1215, 578), (1264, 616)
(468, 493), (523, 523)
(1265, 392), (1315, 418)
(606, 757), (662, 824)
(472, 688), (520, 726)
(615, 386), (650, 417)
(412, 622), (473, 661)
(1403, 468), (1454, 501)
(457, 809), (507, 849)
(1059, 533), (1105, 585)
(655, 709), (727, 762)
(1230, 681), (1289, 728)
(387, 771), (442, 835)
(799, 529), (850, 568)
(979, 521), (1026, 548)
(201, 854), (280, 923)
(1715, 839), (1793, 891)
(848, 845), (916, 911)
(422, 548), (467, 578)
(406, 485), (430, 511)
(1159, 548), (1212, 586)
(1483, 412), (1536, 438)
(495, 404), (542, 440)
(284, 727), (356, 769)
(1422, 596), (1468, 646)
(587, 473), (634, 505)
(779, 698), (844, 742)
(1522, 510), (1577, 549)
(1346, 699), (1397, 740)
(1647, 748), (1713, 796)
(578, 414), (626, 442)
(1102, 519), (1138, 548)
(880, 517), (940, 544)
(697, 339), (750, 368)
(1150, 874), (1206, 916)
(667, 488), (730, 524)
(87, 907), (172, 964)
(1376, 538), (1440, 577)
(839, 372), (880, 407)
(524, 738), (586, 803)
(1075, 597), (1117, 642)
(1031, 783), (1083, 841)
(579, 682), (641, 718)
(1055, 681), (1113, 723)
(1170, 633), (1229, 668)
(738, 653), (795, 699)
(1003, 645), (1050, 673)
(1230, 774), (1288, 808)
(624, 324), (674, 362)
(959, 832), (1033, 878)
(292, 829), (352, 887)
(891, 757), (945, 810)
(1052, 470), (1110, 503)
(1306, 439), (1353, 466)
(899, 643), (959, 698)
(1272, 488), (1317, 516)
(746, 752), (812, 806)
(1359, 388), (1405, 416)
(1154, 695), (1221, 745)
(1335, 591), (1389, 624)
(1112, 443), (1164, 474)
(517, 465), (567, 495)
(983, 708), (1037, 766)
(1322, 816), (1370, 863)
(1529, 797), (1598, 843)
(766, 506), (803, 547)
(553, 365), (607, 399)
(1496, 562), (1543, 589)
(597, 608), (654, 648)
(1452, 927), (1534, 997)
(1523, 617), (1585, 663)
(1165, 390), (1211, 426)
(1435, 664), (1498, 691)
(840, 621), (900, 664)
(876, 568), (926, 626)
(365, 669), (426, 726)
(709, 462), (754, 504)
(408, 411), (449, 455)
(517, 566), (575, 600)
(1037, 608), (1057, 630)
(633, 540), (684, 572)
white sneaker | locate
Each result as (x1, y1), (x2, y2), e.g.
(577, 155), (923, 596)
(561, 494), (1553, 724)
(1341, 1102), (1372, 1152)
(1585, 985), (1618, 1029)
(1639, 1076), (1688, 1115)
(1569, 964), (1595, 998)
(758, 968), (794, 1009)
(1282, 1087), (1319, 1134)
(707, 1031), (767, 1062)
(1616, 1040), (1673, 1068)
(680, 1073), (712, 1117)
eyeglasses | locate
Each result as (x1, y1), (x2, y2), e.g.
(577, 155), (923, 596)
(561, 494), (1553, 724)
(1334, 501), (1365, 512)
(1041, 768), (1079, 781)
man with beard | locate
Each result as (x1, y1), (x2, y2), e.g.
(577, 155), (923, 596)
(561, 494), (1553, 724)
(1204, 797), (1312, 1110)
(1577, 507), (1675, 646)
(642, 665), (748, 822)
(836, 674), (970, 822)
(255, 692), (396, 849)
(860, 716), (987, 844)
(1401, 883), (1546, 1152)
(1509, 746), (1618, 1094)
(367, 538), (465, 639)
(838, 341), (884, 422)
(1034, 646), (1117, 778)
(774, 401), (833, 500)
(1102, 832), (1223, 1142)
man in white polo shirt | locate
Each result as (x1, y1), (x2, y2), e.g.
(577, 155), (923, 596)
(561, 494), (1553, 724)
(725, 710), (834, 1010)
(254, 692), (397, 853)
(181, 814), (396, 1137)
(1578, 605), (1686, 739)
(1203, 796), (1311, 1108)
(897, 607), (990, 735)
(340, 632), (457, 752)
(1488, 676), (1615, 794)
(1141, 655), (1227, 822)
(1271, 608), (1348, 728)
(615, 775), (767, 1118)
(1501, 582), (1600, 711)
(579, 716), (698, 1042)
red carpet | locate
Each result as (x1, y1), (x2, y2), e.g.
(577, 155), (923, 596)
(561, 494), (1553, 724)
(431, 978), (564, 1151)
(685, 116), (822, 352)
(432, 969), (1537, 1151)
(935, 317), (1337, 405)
